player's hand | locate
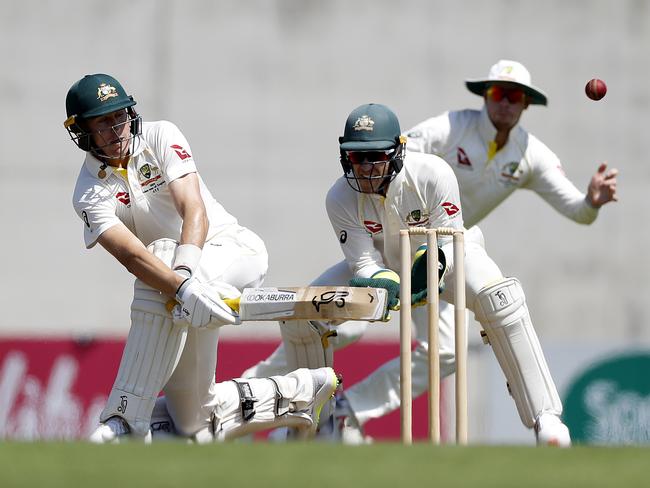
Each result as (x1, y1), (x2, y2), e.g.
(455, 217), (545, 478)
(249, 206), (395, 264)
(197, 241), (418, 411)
(587, 162), (618, 208)
(350, 269), (401, 312)
(174, 277), (241, 328)
(410, 244), (447, 305)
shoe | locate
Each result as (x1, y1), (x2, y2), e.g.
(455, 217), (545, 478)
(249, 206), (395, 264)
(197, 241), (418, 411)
(296, 367), (341, 438)
(89, 416), (152, 444)
(333, 392), (372, 445)
(535, 413), (571, 447)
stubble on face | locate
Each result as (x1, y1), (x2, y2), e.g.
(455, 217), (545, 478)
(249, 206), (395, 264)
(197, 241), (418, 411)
(485, 97), (527, 132)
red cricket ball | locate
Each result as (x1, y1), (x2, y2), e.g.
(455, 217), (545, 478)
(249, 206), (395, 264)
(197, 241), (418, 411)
(585, 78), (607, 101)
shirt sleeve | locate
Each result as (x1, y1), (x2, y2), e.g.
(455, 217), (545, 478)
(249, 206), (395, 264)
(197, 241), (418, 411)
(72, 183), (121, 249)
(404, 112), (452, 156)
(524, 136), (598, 224)
(151, 121), (198, 183)
(326, 179), (386, 279)
(423, 156), (465, 236)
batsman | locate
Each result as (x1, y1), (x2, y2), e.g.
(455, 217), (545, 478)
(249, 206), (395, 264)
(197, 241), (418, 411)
(246, 103), (571, 446)
(65, 73), (339, 442)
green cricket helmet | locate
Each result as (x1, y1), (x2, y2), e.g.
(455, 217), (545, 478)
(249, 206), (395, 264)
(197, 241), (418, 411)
(63, 73), (141, 157)
(339, 103), (406, 194)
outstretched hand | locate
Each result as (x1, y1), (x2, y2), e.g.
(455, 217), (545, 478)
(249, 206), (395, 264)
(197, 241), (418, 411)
(587, 162), (618, 208)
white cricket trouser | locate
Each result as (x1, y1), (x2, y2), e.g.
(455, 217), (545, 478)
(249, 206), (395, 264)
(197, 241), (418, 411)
(162, 227), (268, 436)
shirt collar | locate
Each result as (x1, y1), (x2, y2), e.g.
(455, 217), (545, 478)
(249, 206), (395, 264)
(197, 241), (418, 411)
(82, 135), (145, 180)
(83, 152), (131, 180)
(477, 105), (498, 142)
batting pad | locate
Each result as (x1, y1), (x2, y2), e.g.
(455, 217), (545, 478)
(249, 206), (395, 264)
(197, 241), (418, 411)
(99, 240), (188, 436)
(210, 373), (318, 441)
(474, 278), (562, 427)
(281, 320), (333, 371)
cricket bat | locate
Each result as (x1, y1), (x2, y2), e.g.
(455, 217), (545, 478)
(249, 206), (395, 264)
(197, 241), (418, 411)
(223, 286), (388, 322)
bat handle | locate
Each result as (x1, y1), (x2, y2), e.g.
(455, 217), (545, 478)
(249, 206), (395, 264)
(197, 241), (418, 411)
(166, 297), (241, 315)
(165, 299), (179, 314)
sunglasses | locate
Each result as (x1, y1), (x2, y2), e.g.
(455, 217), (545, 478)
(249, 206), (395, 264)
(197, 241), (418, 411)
(486, 85), (527, 104)
(345, 149), (395, 164)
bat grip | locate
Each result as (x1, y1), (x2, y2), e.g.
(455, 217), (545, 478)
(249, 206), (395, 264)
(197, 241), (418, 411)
(223, 297), (241, 312)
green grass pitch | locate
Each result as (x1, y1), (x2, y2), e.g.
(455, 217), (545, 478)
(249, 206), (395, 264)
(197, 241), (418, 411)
(0, 442), (648, 488)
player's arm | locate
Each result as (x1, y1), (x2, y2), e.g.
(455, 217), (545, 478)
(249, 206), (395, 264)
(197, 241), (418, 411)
(525, 141), (603, 224)
(99, 224), (237, 328)
(97, 223), (184, 297)
(168, 172), (208, 247)
(404, 111), (457, 156)
(423, 155), (464, 231)
(154, 121), (207, 278)
(325, 179), (386, 278)
(166, 172), (208, 278)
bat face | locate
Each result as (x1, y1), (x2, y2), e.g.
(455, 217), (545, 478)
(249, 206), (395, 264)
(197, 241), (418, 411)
(311, 289), (350, 311)
(237, 286), (388, 322)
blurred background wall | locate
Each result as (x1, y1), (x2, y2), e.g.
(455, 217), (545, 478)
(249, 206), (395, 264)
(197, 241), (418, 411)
(0, 0), (648, 443)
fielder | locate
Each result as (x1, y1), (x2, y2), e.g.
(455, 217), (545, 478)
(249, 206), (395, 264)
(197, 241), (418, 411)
(336, 59), (619, 440)
(66, 73), (339, 442)
(245, 102), (571, 446)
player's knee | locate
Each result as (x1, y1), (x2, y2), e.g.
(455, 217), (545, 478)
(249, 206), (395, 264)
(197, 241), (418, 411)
(474, 277), (527, 328)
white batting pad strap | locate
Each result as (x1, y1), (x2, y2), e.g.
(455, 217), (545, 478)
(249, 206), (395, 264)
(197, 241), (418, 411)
(281, 320), (332, 370)
(147, 238), (178, 268)
(100, 279), (188, 436)
(474, 278), (562, 427)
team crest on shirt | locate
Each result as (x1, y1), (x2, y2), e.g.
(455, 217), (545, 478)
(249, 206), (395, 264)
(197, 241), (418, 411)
(137, 163), (165, 194)
(97, 83), (118, 102)
(406, 209), (430, 227)
(499, 161), (521, 184)
(353, 116), (375, 132)
(139, 164), (152, 179)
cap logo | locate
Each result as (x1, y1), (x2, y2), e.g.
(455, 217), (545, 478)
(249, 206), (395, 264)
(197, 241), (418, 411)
(496, 65), (516, 82)
(97, 83), (118, 102)
(353, 115), (374, 132)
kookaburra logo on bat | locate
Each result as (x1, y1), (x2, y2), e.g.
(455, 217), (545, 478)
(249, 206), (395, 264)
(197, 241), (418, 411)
(312, 290), (350, 312)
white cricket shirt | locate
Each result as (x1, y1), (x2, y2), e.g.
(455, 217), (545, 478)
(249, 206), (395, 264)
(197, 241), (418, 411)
(72, 120), (237, 248)
(405, 107), (598, 227)
(326, 150), (463, 278)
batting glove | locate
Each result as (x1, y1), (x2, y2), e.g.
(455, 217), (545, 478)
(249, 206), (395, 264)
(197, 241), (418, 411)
(174, 277), (241, 328)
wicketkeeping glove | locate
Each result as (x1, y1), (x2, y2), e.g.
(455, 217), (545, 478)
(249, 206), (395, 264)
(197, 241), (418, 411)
(350, 269), (401, 314)
(174, 277), (241, 328)
(410, 244), (447, 306)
